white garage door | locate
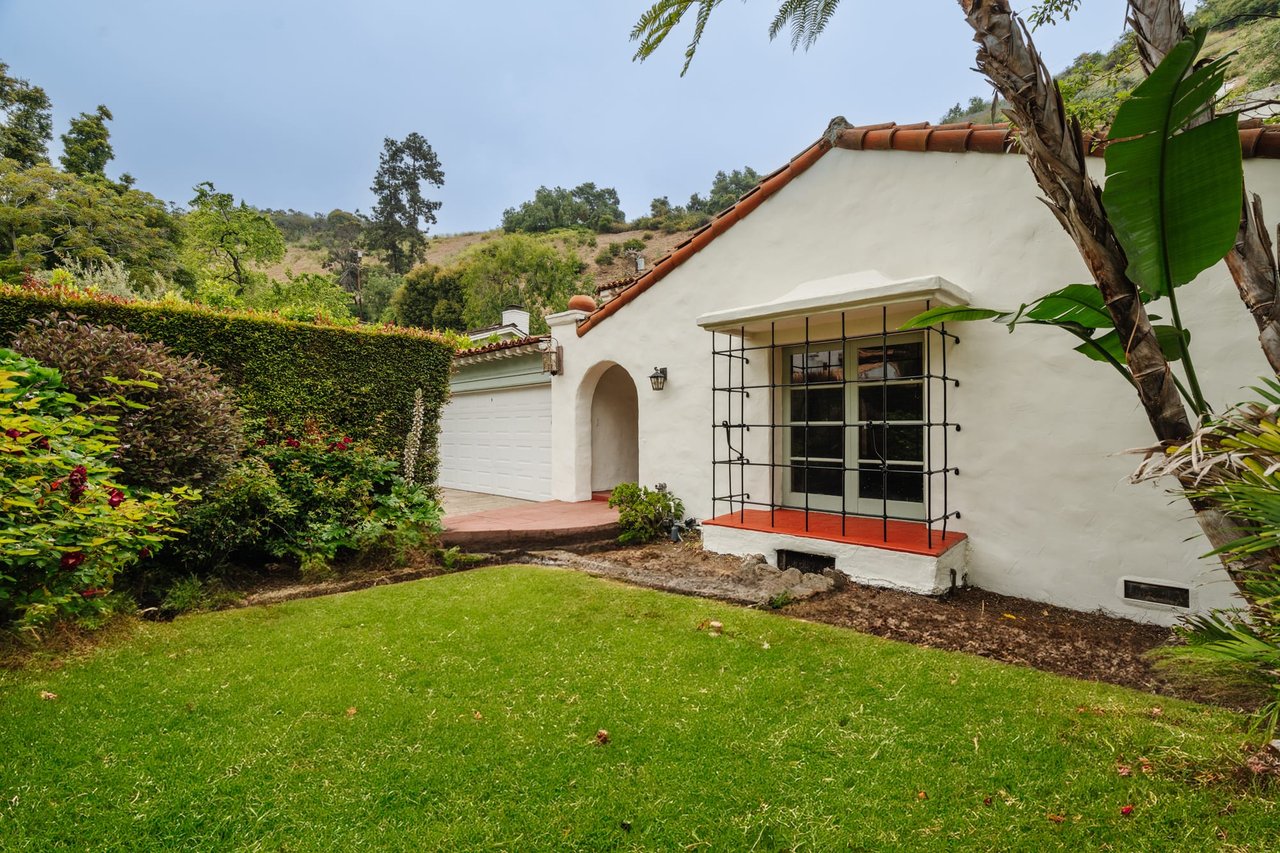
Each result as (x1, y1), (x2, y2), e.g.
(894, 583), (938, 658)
(437, 384), (553, 501)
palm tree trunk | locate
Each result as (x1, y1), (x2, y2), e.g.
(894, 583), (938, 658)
(959, 0), (1190, 442)
(957, 0), (1264, 595)
(1126, 0), (1280, 374)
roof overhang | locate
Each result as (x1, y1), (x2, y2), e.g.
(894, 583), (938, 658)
(454, 336), (549, 365)
(695, 270), (971, 334)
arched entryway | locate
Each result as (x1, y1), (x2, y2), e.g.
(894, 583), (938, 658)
(590, 364), (639, 493)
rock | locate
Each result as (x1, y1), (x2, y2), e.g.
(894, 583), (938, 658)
(822, 567), (848, 589)
(779, 568), (804, 587)
(708, 620), (723, 636)
(796, 573), (834, 594)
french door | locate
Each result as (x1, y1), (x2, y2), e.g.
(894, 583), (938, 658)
(781, 335), (926, 520)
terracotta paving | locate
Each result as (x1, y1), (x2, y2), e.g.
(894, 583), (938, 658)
(441, 499), (619, 550)
(704, 508), (966, 558)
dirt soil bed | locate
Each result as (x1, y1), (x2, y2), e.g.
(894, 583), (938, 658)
(533, 540), (1258, 712)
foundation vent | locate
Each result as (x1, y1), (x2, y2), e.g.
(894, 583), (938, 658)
(1122, 579), (1190, 609)
(777, 550), (835, 574)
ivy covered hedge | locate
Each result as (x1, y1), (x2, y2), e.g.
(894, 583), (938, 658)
(0, 286), (455, 480)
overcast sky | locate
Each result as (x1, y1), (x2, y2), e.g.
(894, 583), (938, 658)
(1, 0), (1134, 233)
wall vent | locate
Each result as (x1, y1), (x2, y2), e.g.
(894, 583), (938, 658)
(1122, 579), (1190, 609)
(777, 550), (835, 574)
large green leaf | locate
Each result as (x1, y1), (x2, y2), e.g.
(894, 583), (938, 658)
(1102, 28), (1243, 297)
(1074, 325), (1190, 363)
(898, 304), (1008, 330)
(1022, 283), (1112, 328)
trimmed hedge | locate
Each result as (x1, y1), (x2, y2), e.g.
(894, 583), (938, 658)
(0, 287), (455, 481)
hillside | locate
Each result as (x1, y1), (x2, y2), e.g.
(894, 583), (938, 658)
(266, 225), (698, 311)
(941, 0), (1280, 126)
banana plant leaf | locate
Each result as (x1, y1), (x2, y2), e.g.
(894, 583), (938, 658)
(1102, 28), (1243, 298)
(1073, 325), (1190, 362)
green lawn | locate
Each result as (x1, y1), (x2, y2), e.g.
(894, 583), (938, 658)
(1, 566), (1276, 851)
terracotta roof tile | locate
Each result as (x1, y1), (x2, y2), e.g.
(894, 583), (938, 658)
(576, 119), (1280, 336)
(456, 334), (546, 359)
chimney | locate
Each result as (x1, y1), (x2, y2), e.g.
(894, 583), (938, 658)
(502, 305), (530, 336)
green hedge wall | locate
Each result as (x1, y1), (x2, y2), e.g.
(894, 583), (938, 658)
(0, 289), (455, 480)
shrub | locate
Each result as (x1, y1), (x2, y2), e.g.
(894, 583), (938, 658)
(252, 424), (443, 574)
(608, 483), (685, 546)
(621, 238), (645, 252)
(12, 313), (243, 489)
(0, 281), (455, 478)
(150, 458), (295, 576)
(0, 348), (190, 629)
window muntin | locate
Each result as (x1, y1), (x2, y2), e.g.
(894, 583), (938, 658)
(782, 336), (926, 518)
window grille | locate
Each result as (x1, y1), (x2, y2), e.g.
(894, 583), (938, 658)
(710, 305), (960, 548)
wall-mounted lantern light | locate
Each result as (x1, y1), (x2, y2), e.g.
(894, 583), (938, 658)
(649, 367), (668, 391)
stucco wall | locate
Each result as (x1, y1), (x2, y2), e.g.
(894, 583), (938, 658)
(551, 147), (1280, 623)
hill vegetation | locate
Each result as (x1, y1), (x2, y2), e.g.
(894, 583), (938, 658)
(939, 0), (1280, 127)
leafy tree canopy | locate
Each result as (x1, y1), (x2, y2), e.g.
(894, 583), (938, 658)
(183, 182), (285, 296)
(0, 160), (183, 285)
(458, 233), (587, 333)
(502, 183), (625, 234)
(59, 105), (114, 177)
(0, 61), (52, 168)
(390, 263), (466, 332)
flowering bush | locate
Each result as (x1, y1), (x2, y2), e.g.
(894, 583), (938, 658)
(253, 424), (442, 576)
(11, 313), (242, 489)
(0, 349), (190, 629)
(145, 423), (443, 582)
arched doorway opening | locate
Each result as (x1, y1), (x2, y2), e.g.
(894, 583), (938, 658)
(590, 364), (639, 493)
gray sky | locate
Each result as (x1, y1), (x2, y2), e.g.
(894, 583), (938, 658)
(1, 0), (1132, 233)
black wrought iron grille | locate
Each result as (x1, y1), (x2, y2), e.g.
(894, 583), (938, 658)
(710, 305), (960, 548)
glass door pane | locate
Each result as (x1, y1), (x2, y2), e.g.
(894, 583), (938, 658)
(782, 347), (845, 512)
(852, 338), (926, 519)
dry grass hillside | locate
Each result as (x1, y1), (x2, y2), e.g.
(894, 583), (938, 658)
(264, 226), (698, 292)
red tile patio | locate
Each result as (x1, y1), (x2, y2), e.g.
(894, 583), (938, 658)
(704, 508), (966, 557)
(441, 499), (619, 550)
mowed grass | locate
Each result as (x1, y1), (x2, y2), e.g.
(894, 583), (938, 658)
(1, 567), (1276, 850)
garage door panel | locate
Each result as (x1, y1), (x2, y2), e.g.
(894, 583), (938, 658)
(437, 385), (552, 501)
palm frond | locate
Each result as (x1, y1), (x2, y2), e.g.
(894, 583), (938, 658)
(630, 0), (725, 76)
(768, 0), (842, 51)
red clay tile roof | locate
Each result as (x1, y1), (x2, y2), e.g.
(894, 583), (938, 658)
(455, 334), (546, 359)
(581, 117), (1280, 335)
(576, 118), (1280, 336)
(833, 118), (1280, 158)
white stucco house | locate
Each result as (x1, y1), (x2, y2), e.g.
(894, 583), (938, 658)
(439, 117), (1280, 624)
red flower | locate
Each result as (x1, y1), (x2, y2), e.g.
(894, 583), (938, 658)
(107, 488), (125, 508)
(69, 465), (88, 487)
(1120, 805), (1134, 817)
(60, 552), (86, 570)
(35, 436), (49, 450)
(80, 587), (106, 598)
(4, 428), (20, 439)
(255, 438), (268, 447)
(49, 478), (64, 491)
(139, 547), (153, 559)
(284, 438), (300, 448)
(69, 484), (86, 504)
